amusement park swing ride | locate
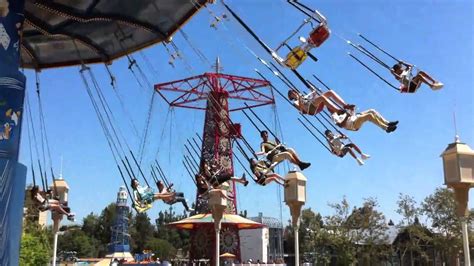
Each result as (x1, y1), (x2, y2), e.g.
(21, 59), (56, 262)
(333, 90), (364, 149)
(0, 0), (455, 265)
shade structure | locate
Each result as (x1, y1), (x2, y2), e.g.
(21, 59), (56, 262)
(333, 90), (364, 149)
(21, 0), (207, 69)
(167, 213), (265, 230)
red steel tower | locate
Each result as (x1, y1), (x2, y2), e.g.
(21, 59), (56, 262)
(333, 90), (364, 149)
(154, 59), (274, 262)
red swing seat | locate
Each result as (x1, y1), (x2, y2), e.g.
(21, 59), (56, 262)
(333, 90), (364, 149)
(308, 24), (330, 47)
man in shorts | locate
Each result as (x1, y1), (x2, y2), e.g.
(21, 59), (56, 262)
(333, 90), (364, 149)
(256, 130), (310, 170)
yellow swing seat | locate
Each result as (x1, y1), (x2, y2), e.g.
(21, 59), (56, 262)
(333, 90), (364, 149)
(284, 46), (308, 70)
(132, 200), (153, 213)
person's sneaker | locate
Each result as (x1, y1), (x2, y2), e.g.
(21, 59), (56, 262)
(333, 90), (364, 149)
(241, 173), (249, 186)
(299, 162), (311, 171)
(67, 213), (75, 222)
(386, 125), (397, 133)
(388, 121), (399, 126)
(361, 153), (371, 160)
(431, 82), (444, 90)
(357, 158), (364, 166)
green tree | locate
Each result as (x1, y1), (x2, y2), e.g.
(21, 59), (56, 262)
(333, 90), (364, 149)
(58, 229), (100, 257)
(323, 197), (358, 265)
(81, 212), (100, 238)
(20, 223), (51, 266)
(155, 210), (190, 254)
(284, 208), (322, 252)
(130, 212), (155, 253)
(146, 238), (177, 260)
(348, 198), (390, 265)
(421, 187), (464, 264)
(394, 194), (431, 265)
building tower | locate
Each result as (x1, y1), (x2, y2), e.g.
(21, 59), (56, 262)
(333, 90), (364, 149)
(106, 186), (133, 260)
(155, 59), (274, 263)
(50, 177), (70, 233)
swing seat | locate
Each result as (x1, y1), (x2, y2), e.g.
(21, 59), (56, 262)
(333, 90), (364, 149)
(284, 46), (308, 70)
(308, 24), (330, 47)
(132, 200), (152, 213)
(399, 80), (421, 94)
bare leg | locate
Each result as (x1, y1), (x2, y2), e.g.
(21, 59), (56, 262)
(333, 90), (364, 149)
(49, 202), (72, 216)
(265, 175), (284, 186)
(323, 90), (347, 107)
(346, 143), (362, 155)
(230, 176), (247, 185)
(286, 148), (308, 165)
(154, 192), (175, 201)
(345, 148), (358, 160)
(417, 71), (436, 84)
(311, 94), (342, 114)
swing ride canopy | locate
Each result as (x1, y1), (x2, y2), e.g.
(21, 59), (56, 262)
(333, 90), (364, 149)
(21, 0), (207, 69)
(167, 213), (265, 230)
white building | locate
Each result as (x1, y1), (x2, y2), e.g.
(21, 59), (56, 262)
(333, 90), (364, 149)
(239, 213), (284, 263)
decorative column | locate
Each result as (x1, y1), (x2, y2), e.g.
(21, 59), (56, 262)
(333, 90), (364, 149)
(284, 171), (307, 266)
(441, 135), (474, 266)
(209, 189), (228, 266)
(0, 1), (27, 265)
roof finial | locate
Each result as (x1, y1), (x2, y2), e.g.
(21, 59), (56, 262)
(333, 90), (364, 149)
(59, 155), (64, 179)
(453, 111), (460, 143)
(214, 57), (223, 73)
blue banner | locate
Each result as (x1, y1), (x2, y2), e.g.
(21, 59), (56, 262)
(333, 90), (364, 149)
(0, 0), (26, 265)
(0, 0), (25, 73)
(0, 72), (25, 159)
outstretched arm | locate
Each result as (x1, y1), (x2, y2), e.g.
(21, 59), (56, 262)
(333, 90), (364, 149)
(255, 143), (268, 156)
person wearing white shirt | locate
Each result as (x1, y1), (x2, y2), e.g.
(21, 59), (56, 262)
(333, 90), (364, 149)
(331, 107), (398, 133)
(288, 89), (352, 116)
(130, 179), (175, 207)
(391, 61), (443, 93)
(324, 130), (370, 166)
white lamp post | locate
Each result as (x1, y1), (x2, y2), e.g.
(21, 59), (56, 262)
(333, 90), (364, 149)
(441, 135), (474, 266)
(209, 188), (228, 266)
(284, 171), (307, 266)
(52, 231), (65, 266)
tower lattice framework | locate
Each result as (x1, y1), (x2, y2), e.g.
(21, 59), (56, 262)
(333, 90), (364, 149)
(154, 60), (274, 263)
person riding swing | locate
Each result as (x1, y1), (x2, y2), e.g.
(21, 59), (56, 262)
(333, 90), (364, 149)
(130, 178), (175, 213)
(249, 158), (286, 186)
(194, 174), (233, 201)
(288, 89), (352, 116)
(288, 89), (398, 133)
(331, 105), (398, 133)
(156, 180), (194, 212)
(202, 160), (249, 187)
(31, 186), (75, 221)
(324, 130), (370, 166)
(255, 130), (311, 171)
(391, 61), (443, 93)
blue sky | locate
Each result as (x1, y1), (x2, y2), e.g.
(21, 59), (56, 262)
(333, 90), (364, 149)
(21, 0), (473, 226)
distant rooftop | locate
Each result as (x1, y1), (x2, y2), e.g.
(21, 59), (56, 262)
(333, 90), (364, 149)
(249, 212), (283, 229)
